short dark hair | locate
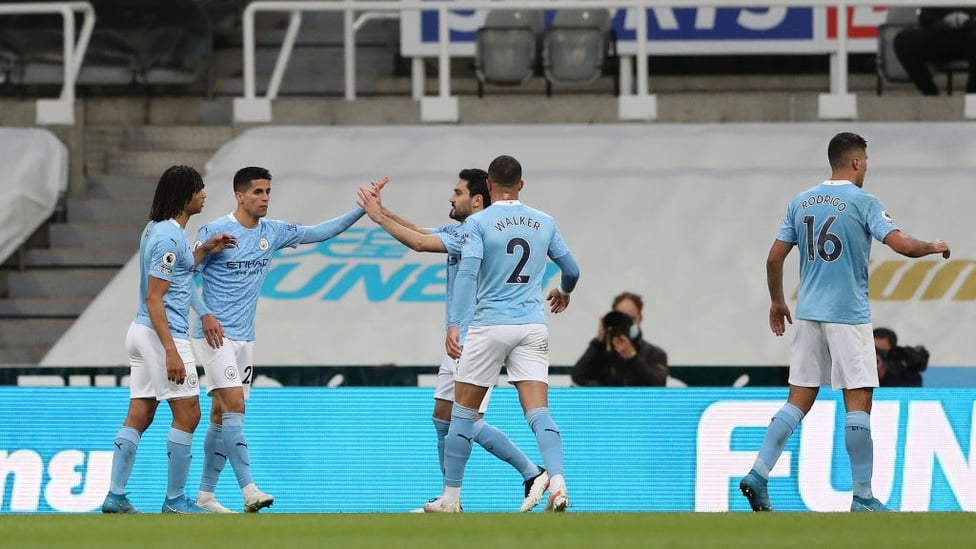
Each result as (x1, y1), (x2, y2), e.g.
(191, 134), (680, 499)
(874, 327), (898, 347)
(149, 165), (204, 222)
(613, 291), (644, 314)
(233, 166), (272, 193)
(827, 132), (867, 170)
(488, 155), (522, 186)
(459, 168), (490, 206)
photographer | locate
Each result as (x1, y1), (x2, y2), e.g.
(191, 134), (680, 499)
(571, 292), (668, 387)
(874, 327), (929, 387)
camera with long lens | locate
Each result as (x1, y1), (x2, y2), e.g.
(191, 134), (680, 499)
(883, 345), (930, 374)
(602, 311), (638, 352)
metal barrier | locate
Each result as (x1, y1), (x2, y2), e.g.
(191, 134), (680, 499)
(0, 2), (95, 125)
(228, 0), (976, 123)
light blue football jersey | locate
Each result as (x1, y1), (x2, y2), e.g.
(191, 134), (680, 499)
(460, 201), (572, 326)
(134, 219), (196, 336)
(192, 214), (305, 340)
(776, 180), (898, 324)
(433, 223), (473, 344)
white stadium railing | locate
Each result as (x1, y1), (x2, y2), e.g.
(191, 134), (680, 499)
(0, 2), (95, 125)
(234, 0), (976, 124)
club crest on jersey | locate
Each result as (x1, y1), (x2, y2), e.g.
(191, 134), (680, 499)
(225, 366), (239, 380)
(259, 237), (270, 251)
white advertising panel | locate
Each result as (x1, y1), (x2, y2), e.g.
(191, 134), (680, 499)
(42, 123), (976, 368)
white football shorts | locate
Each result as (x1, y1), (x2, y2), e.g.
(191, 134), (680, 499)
(191, 338), (254, 398)
(455, 324), (550, 388)
(126, 322), (199, 401)
(434, 353), (492, 413)
(789, 319), (879, 390)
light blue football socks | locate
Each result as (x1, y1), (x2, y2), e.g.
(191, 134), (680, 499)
(845, 411), (874, 499)
(433, 417), (451, 477)
(109, 426), (141, 495)
(472, 419), (540, 480)
(165, 428), (193, 500)
(753, 403), (804, 479)
(222, 412), (253, 488)
(199, 422), (225, 493)
(526, 407), (564, 477)
(443, 403), (478, 489)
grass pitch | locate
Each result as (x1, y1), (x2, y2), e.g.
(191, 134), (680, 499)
(3, 512), (972, 549)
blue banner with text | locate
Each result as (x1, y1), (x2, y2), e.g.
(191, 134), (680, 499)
(0, 387), (972, 513)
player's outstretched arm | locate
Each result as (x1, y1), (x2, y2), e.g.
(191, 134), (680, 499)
(884, 230), (951, 259)
(300, 207), (367, 244)
(357, 187), (445, 253)
(766, 239), (794, 336)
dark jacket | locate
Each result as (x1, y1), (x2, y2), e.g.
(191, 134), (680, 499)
(919, 8), (976, 30)
(571, 337), (668, 387)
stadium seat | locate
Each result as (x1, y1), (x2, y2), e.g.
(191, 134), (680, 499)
(875, 7), (969, 96)
(542, 9), (618, 96)
(196, 0), (244, 48)
(474, 9), (545, 97)
(137, 1), (212, 86)
(0, 0), (211, 88)
(0, 39), (16, 84)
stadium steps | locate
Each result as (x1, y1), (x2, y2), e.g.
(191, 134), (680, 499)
(0, 344), (53, 364)
(0, 319), (75, 349)
(0, 298), (91, 318)
(24, 248), (136, 268)
(7, 269), (118, 298)
(86, 126), (231, 177)
(0, 122), (232, 365)
(48, 223), (142, 248)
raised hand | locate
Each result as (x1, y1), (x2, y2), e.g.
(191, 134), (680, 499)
(357, 187), (383, 221)
(368, 176), (390, 197)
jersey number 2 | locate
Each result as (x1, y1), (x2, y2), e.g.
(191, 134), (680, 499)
(803, 215), (842, 262)
(506, 238), (530, 283)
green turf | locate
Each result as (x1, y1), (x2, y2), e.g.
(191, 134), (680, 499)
(2, 513), (973, 549)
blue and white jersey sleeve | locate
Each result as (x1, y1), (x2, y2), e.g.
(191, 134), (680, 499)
(433, 224), (462, 256)
(148, 236), (181, 284)
(268, 219), (305, 250)
(863, 194), (899, 242)
(459, 219), (485, 261)
(547, 224), (572, 260)
(776, 202), (799, 244)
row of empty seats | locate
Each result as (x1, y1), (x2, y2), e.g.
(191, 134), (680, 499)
(0, 0), (211, 88)
(475, 9), (618, 96)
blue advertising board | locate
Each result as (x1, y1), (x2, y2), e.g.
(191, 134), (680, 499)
(1, 387), (972, 513)
(400, 5), (885, 56)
